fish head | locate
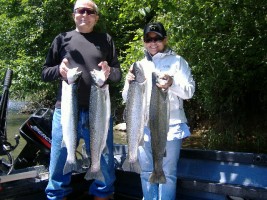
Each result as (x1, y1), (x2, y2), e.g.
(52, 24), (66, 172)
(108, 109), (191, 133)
(67, 67), (82, 84)
(90, 69), (106, 87)
(132, 62), (146, 84)
(152, 72), (168, 86)
(151, 72), (159, 85)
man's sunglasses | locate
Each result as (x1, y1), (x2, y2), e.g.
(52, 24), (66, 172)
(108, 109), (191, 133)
(144, 36), (164, 43)
(74, 8), (96, 15)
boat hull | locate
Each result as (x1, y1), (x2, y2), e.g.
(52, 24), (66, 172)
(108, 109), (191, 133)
(0, 144), (267, 200)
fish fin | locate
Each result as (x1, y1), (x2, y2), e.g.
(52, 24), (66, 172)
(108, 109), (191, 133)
(139, 136), (144, 146)
(122, 157), (130, 171)
(149, 170), (166, 184)
(61, 140), (66, 148)
(63, 161), (78, 175)
(84, 169), (105, 183)
(122, 107), (127, 122)
(102, 145), (109, 154)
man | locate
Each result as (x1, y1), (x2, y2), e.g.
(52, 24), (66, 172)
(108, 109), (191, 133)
(122, 22), (195, 200)
(41, 1), (121, 200)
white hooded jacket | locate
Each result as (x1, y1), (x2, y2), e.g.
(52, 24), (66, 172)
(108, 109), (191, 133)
(122, 48), (195, 140)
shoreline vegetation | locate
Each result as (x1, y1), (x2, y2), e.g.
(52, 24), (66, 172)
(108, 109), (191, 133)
(1, 0), (266, 156)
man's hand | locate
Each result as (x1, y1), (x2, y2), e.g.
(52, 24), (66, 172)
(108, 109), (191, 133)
(98, 61), (110, 80)
(59, 58), (70, 79)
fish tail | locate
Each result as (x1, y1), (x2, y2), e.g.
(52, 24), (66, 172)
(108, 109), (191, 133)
(122, 157), (130, 171)
(122, 158), (141, 174)
(128, 154), (138, 163)
(149, 170), (166, 184)
(84, 169), (105, 183)
(129, 161), (141, 174)
(63, 161), (78, 175)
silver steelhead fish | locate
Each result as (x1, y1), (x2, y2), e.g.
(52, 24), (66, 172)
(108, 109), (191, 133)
(148, 72), (170, 184)
(84, 70), (111, 182)
(61, 67), (82, 175)
(123, 62), (147, 173)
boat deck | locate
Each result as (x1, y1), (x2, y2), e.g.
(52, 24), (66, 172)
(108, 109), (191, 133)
(0, 144), (267, 200)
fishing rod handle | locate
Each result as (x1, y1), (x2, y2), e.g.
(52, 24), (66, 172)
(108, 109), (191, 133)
(4, 68), (13, 88)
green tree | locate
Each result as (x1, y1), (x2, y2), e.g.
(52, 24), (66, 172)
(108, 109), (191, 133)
(0, 0), (266, 152)
(0, 0), (75, 104)
(165, 0), (267, 152)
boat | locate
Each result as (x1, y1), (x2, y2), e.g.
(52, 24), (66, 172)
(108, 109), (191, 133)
(0, 143), (267, 200)
(0, 69), (267, 199)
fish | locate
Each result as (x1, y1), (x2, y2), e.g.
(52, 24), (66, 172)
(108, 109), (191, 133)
(84, 69), (111, 182)
(122, 62), (147, 173)
(61, 67), (82, 175)
(148, 72), (170, 184)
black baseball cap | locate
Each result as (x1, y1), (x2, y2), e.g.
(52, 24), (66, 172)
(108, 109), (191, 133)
(143, 22), (167, 38)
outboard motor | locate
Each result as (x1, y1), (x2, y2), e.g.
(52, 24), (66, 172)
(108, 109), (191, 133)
(0, 69), (52, 174)
(14, 108), (53, 169)
(0, 68), (20, 175)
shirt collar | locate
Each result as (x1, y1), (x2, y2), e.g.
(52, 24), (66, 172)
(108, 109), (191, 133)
(144, 47), (174, 60)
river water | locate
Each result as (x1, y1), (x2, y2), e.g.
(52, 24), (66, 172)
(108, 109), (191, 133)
(6, 102), (30, 158)
(6, 101), (127, 158)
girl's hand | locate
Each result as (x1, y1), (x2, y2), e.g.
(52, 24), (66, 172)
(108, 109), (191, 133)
(157, 74), (173, 90)
(126, 66), (135, 83)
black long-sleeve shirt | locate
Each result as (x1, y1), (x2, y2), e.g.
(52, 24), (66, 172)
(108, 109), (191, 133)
(42, 30), (121, 108)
